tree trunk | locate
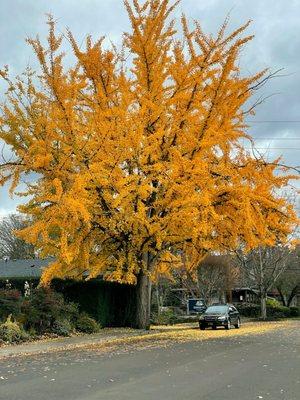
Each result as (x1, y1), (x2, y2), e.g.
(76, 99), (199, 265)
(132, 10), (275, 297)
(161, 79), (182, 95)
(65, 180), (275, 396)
(156, 283), (161, 317)
(226, 289), (232, 303)
(287, 285), (299, 307)
(277, 287), (287, 306)
(258, 248), (267, 320)
(134, 269), (152, 330)
(260, 293), (267, 320)
(219, 291), (226, 303)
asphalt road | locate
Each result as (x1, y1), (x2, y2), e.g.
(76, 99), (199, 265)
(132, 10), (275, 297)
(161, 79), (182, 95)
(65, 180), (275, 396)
(0, 322), (299, 400)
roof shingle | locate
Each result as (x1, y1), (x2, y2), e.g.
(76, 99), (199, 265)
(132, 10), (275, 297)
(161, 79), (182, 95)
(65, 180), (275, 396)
(0, 258), (52, 279)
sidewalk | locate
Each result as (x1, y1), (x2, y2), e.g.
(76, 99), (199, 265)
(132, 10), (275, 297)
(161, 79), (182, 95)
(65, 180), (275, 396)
(0, 327), (150, 359)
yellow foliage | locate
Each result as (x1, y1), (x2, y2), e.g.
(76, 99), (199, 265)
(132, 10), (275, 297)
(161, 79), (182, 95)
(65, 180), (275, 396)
(0, 0), (297, 285)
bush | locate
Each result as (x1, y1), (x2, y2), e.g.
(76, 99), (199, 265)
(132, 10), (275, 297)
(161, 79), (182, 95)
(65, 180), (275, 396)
(63, 301), (80, 326)
(236, 303), (260, 318)
(237, 301), (292, 319)
(75, 313), (101, 333)
(170, 315), (199, 324)
(266, 298), (281, 307)
(289, 306), (300, 317)
(21, 287), (79, 334)
(0, 289), (22, 320)
(268, 305), (290, 318)
(267, 300), (291, 318)
(52, 319), (73, 337)
(1, 286), (107, 340)
(151, 309), (178, 325)
(0, 315), (29, 344)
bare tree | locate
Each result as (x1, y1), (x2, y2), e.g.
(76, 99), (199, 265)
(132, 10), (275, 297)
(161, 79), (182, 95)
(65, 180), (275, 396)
(153, 279), (173, 315)
(236, 246), (292, 319)
(0, 214), (35, 259)
(276, 247), (300, 306)
(197, 255), (239, 305)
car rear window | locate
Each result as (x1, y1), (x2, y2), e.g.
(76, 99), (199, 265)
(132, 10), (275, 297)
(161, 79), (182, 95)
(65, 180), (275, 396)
(205, 305), (228, 314)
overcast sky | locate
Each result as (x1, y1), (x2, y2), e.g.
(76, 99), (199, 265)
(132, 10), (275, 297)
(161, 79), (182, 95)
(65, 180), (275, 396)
(0, 0), (299, 216)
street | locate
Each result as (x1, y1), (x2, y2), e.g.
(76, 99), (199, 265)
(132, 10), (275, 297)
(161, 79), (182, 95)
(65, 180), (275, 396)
(0, 321), (299, 400)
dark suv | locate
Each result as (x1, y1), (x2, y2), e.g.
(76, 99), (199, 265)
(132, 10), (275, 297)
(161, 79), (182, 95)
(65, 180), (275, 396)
(199, 304), (240, 330)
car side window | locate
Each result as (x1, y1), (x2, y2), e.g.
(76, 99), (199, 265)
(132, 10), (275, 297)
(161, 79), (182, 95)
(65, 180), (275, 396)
(229, 307), (235, 313)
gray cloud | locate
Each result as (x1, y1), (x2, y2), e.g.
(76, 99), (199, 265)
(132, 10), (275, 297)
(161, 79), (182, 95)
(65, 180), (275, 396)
(1, 0), (299, 215)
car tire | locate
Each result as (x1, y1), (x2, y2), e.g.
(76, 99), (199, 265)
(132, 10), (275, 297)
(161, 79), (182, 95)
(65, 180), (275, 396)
(212, 325), (217, 330)
(234, 318), (241, 329)
(200, 324), (206, 330)
(225, 320), (231, 330)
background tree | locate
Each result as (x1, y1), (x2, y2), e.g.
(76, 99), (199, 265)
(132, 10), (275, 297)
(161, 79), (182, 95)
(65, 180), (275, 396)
(197, 255), (239, 305)
(0, 214), (35, 259)
(152, 277), (180, 316)
(0, 0), (297, 329)
(276, 247), (300, 306)
(236, 245), (293, 319)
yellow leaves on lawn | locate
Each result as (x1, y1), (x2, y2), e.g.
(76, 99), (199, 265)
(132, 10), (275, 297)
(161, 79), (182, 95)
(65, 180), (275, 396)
(82, 321), (296, 353)
(148, 320), (294, 344)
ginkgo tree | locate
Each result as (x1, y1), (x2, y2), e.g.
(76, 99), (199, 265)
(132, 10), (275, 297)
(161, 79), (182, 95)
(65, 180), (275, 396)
(0, 0), (297, 329)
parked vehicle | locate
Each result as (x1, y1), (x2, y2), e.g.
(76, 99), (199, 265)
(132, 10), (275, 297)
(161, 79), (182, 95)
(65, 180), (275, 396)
(199, 304), (240, 330)
(189, 299), (207, 314)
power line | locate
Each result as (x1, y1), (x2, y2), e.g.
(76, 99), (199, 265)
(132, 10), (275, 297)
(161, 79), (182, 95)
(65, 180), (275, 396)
(250, 138), (300, 140)
(244, 146), (300, 150)
(245, 120), (300, 123)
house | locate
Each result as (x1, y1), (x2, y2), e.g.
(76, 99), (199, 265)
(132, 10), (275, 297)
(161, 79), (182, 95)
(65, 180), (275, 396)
(231, 287), (258, 304)
(0, 257), (51, 279)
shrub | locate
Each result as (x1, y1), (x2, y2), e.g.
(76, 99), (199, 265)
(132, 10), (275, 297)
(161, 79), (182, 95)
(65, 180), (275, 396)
(0, 315), (29, 344)
(62, 301), (80, 326)
(289, 306), (300, 317)
(151, 309), (178, 325)
(236, 303), (260, 318)
(237, 301), (292, 319)
(52, 319), (73, 337)
(170, 315), (199, 324)
(266, 298), (281, 307)
(267, 305), (290, 318)
(21, 287), (79, 334)
(0, 289), (22, 320)
(75, 313), (101, 333)
(266, 300), (291, 318)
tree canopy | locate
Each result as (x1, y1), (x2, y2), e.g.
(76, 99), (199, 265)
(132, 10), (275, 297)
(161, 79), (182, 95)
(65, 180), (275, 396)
(0, 0), (297, 298)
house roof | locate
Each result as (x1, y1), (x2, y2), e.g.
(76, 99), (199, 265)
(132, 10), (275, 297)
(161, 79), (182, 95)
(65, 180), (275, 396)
(0, 258), (52, 279)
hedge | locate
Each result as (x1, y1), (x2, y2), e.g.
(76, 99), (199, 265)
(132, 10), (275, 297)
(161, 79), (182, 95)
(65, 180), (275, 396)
(52, 279), (137, 327)
(237, 302), (299, 319)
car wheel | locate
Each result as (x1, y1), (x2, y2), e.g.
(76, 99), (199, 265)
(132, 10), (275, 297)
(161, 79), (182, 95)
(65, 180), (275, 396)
(199, 322), (205, 331)
(234, 318), (241, 329)
(225, 320), (231, 330)
(212, 325), (217, 330)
